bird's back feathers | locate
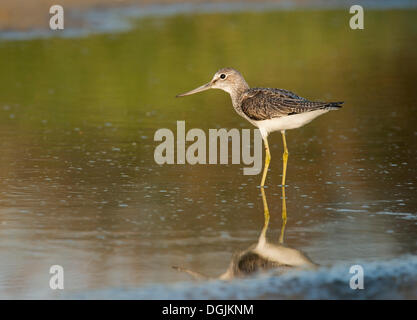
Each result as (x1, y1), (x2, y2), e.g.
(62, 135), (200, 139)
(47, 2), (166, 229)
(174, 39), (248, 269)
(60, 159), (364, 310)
(240, 87), (343, 121)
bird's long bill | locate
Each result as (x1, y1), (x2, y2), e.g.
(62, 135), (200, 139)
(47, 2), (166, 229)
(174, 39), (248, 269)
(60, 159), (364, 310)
(176, 82), (211, 97)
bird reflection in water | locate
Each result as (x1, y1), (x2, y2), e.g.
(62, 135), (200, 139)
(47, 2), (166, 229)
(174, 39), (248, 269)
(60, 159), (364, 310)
(173, 187), (317, 280)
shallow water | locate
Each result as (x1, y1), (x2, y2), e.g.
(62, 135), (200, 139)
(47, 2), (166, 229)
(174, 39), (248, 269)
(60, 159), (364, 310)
(0, 8), (416, 299)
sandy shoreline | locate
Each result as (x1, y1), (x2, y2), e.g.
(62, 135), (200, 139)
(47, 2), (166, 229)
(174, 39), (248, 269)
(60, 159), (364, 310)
(0, 0), (291, 31)
(1, 0), (415, 32)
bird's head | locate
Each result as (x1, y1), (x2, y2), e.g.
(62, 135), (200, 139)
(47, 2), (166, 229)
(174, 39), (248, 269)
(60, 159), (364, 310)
(176, 68), (249, 97)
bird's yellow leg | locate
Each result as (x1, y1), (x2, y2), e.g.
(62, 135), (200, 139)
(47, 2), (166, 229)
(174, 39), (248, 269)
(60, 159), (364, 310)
(260, 136), (271, 187)
(279, 131), (288, 243)
(281, 131), (289, 187)
(279, 185), (287, 244)
(260, 188), (270, 239)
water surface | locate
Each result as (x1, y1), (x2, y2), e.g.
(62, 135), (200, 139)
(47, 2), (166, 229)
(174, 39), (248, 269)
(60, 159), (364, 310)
(0, 8), (416, 299)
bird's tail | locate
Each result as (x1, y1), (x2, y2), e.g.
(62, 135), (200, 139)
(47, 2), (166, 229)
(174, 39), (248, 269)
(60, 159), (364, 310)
(325, 101), (344, 110)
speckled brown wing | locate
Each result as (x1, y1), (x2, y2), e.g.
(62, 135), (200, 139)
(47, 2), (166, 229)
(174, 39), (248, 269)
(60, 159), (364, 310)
(240, 88), (343, 121)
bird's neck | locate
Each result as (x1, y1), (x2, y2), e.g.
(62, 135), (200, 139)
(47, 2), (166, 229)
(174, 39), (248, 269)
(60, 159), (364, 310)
(229, 82), (250, 107)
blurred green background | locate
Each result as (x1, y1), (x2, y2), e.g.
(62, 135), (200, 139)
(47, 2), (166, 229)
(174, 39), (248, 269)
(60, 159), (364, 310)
(0, 8), (416, 298)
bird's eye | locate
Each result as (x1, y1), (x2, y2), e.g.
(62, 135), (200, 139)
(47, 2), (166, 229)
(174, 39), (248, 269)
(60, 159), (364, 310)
(220, 74), (226, 79)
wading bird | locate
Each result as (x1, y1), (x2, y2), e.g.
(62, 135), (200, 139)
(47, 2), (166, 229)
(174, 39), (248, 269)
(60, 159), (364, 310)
(177, 68), (343, 187)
